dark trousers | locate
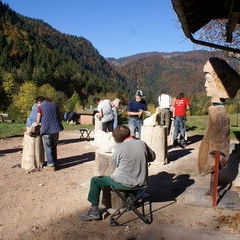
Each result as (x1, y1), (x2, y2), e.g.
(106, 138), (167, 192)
(102, 119), (114, 132)
(160, 108), (172, 132)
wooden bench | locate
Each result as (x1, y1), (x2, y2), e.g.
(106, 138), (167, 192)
(79, 128), (92, 140)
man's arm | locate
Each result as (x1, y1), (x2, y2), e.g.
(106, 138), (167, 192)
(98, 109), (103, 119)
(36, 112), (41, 124)
(127, 111), (142, 117)
(36, 106), (42, 124)
(186, 98), (190, 110)
(145, 144), (156, 162)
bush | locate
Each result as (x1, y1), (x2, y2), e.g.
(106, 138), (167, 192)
(7, 103), (25, 122)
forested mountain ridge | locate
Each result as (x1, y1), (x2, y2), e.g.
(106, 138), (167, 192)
(107, 50), (223, 103)
(0, 1), (127, 110)
(1, 1), (239, 118)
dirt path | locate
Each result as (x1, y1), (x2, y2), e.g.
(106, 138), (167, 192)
(0, 130), (240, 240)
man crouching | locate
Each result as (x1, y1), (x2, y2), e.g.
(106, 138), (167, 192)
(80, 125), (156, 221)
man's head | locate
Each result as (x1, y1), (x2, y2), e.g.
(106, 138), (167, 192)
(36, 96), (45, 104)
(178, 92), (185, 99)
(93, 97), (101, 104)
(112, 125), (130, 143)
(135, 90), (144, 102)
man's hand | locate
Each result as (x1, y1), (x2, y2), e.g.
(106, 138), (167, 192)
(145, 111), (151, 117)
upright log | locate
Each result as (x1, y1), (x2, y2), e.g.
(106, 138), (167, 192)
(141, 125), (168, 164)
(95, 150), (122, 209)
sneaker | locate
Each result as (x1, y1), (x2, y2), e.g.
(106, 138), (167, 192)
(180, 140), (187, 149)
(179, 144), (186, 149)
(44, 166), (56, 171)
(80, 208), (101, 221)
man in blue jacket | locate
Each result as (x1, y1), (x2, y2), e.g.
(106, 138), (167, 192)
(36, 96), (63, 171)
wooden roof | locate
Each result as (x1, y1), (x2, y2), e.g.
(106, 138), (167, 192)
(172, 0), (240, 44)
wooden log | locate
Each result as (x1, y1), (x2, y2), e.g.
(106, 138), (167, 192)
(198, 105), (230, 175)
(212, 151), (220, 207)
(95, 150), (122, 209)
(141, 125), (168, 164)
(95, 151), (114, 176)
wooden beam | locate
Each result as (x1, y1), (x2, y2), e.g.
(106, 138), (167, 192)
(226, 12), (240, 42)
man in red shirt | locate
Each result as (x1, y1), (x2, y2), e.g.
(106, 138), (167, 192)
(173, 92), (190, 148)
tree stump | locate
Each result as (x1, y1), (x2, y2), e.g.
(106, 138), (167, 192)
(95, 150), (122, 209)
(141, 125), (168, 164)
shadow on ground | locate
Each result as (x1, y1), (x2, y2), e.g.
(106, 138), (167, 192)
(187, 134), (203, 145)
(0, 147), (22, 156)
(58, 138), (94, 145)
(168, 148), (194, 162)
(57, 152), (95, 170)
(147, 171), (195, 202)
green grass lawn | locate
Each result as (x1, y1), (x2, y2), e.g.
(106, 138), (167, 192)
(0, 122), (26, 138)
(186, 114), (240, 140)
(1, 114), (240, 139)
(0, 122), (94, 138)
(186, 115), (208, 136)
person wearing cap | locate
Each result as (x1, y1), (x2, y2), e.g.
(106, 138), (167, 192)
(127, 90), (148, 138)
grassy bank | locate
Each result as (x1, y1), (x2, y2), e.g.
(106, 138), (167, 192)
(186, 113), (240, 140)
(1, 114), (240, 139)
(0, 122), (93, 138)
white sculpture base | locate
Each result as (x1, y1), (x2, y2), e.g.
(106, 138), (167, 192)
(141, 125), (168, 164)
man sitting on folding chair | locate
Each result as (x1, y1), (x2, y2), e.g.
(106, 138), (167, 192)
(80, 125), (155, 221)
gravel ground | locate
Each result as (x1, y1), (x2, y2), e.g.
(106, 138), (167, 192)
(0, 130), (240, 240)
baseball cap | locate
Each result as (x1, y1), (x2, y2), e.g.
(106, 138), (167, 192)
(135, 90), (144, 98)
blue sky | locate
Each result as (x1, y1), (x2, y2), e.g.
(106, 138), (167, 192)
(2, 0), (199, 58)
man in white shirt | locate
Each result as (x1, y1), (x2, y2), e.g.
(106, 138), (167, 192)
(95, 98), (114, 132)
(158, 93), (172, 135)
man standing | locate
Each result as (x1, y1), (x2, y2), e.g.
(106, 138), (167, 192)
(158, 93), (172, 135)
(95, 97), (114, 132)
(127, 90), (148, 138)
(36, 96), (63, 170)
(173, 92), (190, 148)
(80, 125), (155, 221)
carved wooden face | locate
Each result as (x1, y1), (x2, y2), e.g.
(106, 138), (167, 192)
(203, 61), (229, 102)
(204, 72), (217, 98)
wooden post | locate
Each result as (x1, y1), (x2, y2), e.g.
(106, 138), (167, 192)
(212, 151), (220, 207)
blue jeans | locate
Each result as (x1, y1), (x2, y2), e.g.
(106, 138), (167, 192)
(42, 133), (59, 166)
(128, 118), (143, 138)
(173, 116), (186, 144)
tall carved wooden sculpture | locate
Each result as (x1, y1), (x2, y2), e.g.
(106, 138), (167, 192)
(198, 57), (240, 194)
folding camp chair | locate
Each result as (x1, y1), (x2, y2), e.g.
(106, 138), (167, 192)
(79, 128), (92, 140)
(109, 185), (152, 226)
